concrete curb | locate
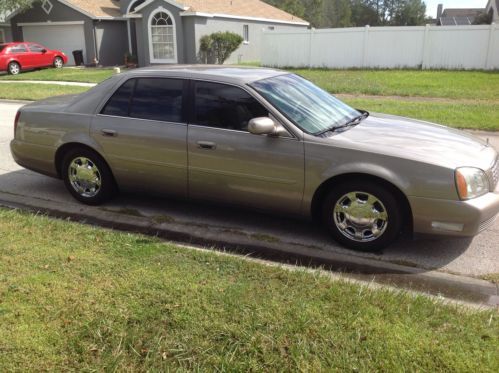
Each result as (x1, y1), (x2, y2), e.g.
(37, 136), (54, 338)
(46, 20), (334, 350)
(0, 190), (497, 307)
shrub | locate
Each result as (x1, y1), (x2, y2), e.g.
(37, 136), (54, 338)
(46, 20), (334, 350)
(199, 31), (244, 64)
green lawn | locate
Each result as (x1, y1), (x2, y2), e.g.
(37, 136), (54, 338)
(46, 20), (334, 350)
(291, 69), (499, 101)
(0, 67), (115, 83)
(343, 97), (499, 131)
(0, 208), (498, 371)
(0, 83), (89, 101)
(1, 68), (498, 130)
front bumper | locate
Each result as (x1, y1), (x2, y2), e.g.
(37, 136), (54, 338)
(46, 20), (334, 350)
(409, 191), (499, 237)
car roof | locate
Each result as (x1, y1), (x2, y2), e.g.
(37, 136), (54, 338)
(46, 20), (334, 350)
(122, 65), (289, 85)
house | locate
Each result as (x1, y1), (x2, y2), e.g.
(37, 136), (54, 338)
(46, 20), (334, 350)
(6, 0), (309, 66)
(0, 13), (13, 43)
(485, 0), (499, 22)
(436, 5), (485, 25)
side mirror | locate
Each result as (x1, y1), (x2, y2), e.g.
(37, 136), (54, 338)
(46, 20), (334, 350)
(248, 117), (276, 135)
(41, 49), (47, 53)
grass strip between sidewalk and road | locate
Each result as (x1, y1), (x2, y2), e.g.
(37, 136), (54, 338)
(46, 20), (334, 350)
(0, 208), (497, 371)
(0, 68), (115, 84)
(0, 83), (89, 101)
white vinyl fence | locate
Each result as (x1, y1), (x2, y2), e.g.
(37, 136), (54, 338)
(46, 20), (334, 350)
(261, 24), (499, 70)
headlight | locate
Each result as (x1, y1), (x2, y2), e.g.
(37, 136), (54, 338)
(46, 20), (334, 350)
(455, 167), (489, 200)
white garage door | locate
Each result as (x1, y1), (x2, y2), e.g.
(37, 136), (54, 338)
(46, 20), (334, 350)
(22, 23), (86, 66)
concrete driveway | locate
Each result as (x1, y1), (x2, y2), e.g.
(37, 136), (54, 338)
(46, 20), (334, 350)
(1, 101), (498, 281)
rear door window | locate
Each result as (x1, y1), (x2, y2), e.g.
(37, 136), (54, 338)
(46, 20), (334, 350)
(10, 44), (28, 53)
(101, 79), (135, 117)
(129, 78), (184, 123)
(101, 78), (185, 123)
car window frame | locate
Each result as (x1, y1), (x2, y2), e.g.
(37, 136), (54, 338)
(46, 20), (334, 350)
(186, 78), (298, 140)
(97, 76), (189, 125)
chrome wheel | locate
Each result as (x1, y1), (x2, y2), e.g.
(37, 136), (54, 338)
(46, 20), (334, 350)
(9, 62), (20, 75)
(54, 57), (63, 68)
(68, 157), (102, 198)
(333, 191), (388, 243)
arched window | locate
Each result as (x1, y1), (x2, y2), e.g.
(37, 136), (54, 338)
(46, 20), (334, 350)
(149, 10), (177, 63)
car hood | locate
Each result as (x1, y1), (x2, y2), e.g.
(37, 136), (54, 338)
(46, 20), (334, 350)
(331, 113), (497, 170)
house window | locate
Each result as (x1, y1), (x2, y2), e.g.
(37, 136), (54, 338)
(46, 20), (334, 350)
(149, 10), (176, 62)
(243, 25), (249, 43)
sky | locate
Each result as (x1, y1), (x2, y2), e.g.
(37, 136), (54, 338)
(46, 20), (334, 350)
(424, 0), (489, 17)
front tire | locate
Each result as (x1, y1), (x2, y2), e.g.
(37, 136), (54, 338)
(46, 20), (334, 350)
(61, 147), (115, 205)
(322, 181), (403, 252)
(8, 61), (20, 75)
(53, 56), (64, 69)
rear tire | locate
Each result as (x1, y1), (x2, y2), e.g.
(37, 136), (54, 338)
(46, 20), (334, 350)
(61, 147), (115, 205)
(8, 61), (20, 75)
(322, 180), (403, 252)
(53, 56), (64, 69)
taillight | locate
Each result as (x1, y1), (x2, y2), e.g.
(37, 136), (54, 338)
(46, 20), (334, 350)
(14, 110), (20, 138)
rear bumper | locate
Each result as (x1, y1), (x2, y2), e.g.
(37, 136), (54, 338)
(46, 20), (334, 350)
(409, 192), (499, 237)
(10, 139), (58, 178)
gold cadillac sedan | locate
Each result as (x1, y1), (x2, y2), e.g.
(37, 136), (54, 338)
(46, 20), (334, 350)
(10, 66), (499, 251)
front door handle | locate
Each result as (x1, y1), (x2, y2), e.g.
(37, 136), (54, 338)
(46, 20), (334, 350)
(196, 141), (216, 150)
(101, 129), (117, 137)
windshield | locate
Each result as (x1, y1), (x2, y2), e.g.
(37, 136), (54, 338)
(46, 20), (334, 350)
(250, 74), (360, 135)
(0, 45), (6, 53)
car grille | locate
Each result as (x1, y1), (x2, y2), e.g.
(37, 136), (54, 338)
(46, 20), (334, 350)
(479, 214), (497, 232)
(490, 157), (499, 190)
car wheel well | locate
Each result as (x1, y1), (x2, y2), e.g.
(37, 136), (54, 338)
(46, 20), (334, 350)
(55, 143), (109, 178)
(8, 60), (21, 68)
(311, 173), (413, 232)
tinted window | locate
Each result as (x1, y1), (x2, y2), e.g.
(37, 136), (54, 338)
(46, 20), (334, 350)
(28, 44), (45, 52)
(101, 79), (135, 117)
(130, 78), (183, 122)
(0, 45), (6, 53)
(11, 45), (28, 53)
(194, 81), (268, 131)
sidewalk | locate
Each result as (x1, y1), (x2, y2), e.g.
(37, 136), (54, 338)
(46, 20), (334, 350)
(0, 80), (96, 87)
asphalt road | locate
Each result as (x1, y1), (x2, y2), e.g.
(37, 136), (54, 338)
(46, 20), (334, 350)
(1, 101), (498, 278)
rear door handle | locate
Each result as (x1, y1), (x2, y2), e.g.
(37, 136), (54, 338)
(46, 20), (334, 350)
(196, 141), (216, 150)
(101, 129), (117, 137)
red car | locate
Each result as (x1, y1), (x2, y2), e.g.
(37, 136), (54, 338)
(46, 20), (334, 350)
(0, 42), (68, 75)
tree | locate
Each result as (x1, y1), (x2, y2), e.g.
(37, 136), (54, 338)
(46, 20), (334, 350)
(391, 0), (426, 26)
(0, 0), (37, 14)
(199, 32), (244, 64)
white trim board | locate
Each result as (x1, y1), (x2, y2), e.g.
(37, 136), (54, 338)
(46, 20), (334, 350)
(180, 12), (309, 26)
(18, 21), (85, 26)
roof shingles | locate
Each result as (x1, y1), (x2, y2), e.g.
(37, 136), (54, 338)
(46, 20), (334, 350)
(183, 0), (307, 23)
(64, 0), (122, 18)
(65, 0), (307, 23)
